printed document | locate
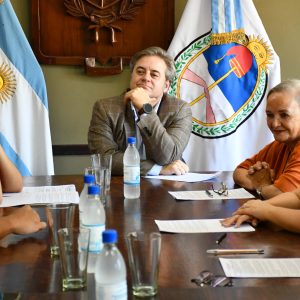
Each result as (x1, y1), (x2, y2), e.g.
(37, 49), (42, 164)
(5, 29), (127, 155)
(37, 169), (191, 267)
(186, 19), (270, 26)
(144, 172), (221, 182)
(155, 219), (255, 233)
(220, 258), (300, 277)
(169, 188), (254, 200)
(1, 185), (79, 207)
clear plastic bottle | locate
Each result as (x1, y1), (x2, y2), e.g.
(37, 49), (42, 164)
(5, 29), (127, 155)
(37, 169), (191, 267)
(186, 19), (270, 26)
(79, 174), (95, 226)
(95, 229), (127, 300)
(123, 136), (140, 199)
(81, 185), (105, 273)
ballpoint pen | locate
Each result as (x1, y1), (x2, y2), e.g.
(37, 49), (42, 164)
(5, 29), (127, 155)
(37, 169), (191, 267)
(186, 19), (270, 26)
(216, 233), (227, 245)
(206, 249), (264, 255)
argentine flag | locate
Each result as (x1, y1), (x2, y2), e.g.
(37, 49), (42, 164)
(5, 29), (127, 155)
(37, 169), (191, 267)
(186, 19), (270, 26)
(0, 0), (54, 175)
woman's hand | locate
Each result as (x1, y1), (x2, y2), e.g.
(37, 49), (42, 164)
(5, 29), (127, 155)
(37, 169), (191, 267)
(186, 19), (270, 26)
(221, 214), (259, 228)
(247, 161), (274, 189)
(248, 161), (270, 174)
(221, 199), (272, 228)
(234, 200), (272, 221)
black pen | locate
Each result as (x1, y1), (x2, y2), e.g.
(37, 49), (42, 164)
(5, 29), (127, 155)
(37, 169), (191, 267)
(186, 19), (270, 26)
(216, 233), (227, 245)
(205, 190), (213, 198)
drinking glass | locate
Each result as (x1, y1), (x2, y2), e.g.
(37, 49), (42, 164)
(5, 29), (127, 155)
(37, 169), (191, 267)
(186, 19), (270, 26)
(58, 227), (90, 290)
(126, 231), (161, 297)
(45, 203), (75, 257)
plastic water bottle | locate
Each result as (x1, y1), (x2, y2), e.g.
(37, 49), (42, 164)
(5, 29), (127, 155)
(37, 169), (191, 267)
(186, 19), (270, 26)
(123, 137), (140, 199)
(81, 185), (105, 273)
(95, 229), (127, 300)
(79, 174), (95, 226)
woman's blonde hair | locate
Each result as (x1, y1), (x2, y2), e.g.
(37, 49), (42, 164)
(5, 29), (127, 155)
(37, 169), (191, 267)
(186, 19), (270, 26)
(267, 79), (300, 104)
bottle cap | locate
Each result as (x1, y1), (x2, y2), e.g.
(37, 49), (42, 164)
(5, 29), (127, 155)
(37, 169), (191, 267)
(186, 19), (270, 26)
(88, 185), (100, 195)
(84, 174), (95, 184)
(128, 136), (136, 144)
(102, 229), (118, 243)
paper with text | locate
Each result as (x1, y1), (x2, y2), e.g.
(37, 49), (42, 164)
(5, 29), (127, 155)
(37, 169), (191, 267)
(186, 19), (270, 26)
(220, 258), (300, 277)
(144, 172), (221, 182)
(1, 185), (79, 207)
(155, 219), (255, 233)
(169, 188), (255, 200)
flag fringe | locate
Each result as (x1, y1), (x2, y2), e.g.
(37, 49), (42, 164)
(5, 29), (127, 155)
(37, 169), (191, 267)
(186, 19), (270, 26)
(211, 29), (247, 45)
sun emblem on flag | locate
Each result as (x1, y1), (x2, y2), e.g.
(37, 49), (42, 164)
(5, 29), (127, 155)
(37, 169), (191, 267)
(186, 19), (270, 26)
(247, 35), (272, 72)
(169, 31), (273, 138)
(0, 62), (17, 103)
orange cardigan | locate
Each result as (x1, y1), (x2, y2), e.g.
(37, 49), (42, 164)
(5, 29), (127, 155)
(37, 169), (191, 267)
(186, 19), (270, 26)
(237, 140), (300, 192)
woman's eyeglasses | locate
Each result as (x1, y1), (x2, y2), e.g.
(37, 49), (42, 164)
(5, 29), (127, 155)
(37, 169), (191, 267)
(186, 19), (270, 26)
(211, 182), (228, 196)
(191, 270), (232, 287)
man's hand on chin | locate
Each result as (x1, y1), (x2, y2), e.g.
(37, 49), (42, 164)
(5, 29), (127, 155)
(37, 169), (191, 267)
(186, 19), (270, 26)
(124, 88), (158, 110)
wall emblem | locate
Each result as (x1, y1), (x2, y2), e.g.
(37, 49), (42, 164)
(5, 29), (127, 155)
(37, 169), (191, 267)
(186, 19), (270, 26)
(64, 0), (145, 44)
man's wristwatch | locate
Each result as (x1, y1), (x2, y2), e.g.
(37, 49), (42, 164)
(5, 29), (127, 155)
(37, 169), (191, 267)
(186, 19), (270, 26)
(138, 103), (153, 115)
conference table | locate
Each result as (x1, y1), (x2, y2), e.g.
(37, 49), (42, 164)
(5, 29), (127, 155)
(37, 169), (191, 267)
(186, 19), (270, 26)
(1, 172), (300, 299)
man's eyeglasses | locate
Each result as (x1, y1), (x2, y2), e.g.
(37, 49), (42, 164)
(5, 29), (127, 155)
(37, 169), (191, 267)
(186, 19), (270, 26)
(191, 270), (232, 287)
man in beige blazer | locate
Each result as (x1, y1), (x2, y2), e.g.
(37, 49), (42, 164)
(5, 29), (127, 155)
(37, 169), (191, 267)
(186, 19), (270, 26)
(88, 47), (192, 176)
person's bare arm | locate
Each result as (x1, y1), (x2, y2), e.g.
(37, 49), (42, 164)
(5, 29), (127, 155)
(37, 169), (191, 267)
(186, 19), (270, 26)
(265, 189), (300, 208)
(234, 200), (300, 233)
(222, 189), (300, 230)
(259, 185), (286, 200)
(0, 146), (23, 193)
(233, 167), (256, 189)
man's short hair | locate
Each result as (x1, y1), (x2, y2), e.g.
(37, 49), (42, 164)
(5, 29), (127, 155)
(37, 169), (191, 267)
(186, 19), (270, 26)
(129, 46), (176, 82)
(267, 79), (300, 104)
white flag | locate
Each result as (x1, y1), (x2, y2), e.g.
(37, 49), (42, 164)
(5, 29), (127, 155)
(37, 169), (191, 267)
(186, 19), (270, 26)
(168, 0), (281, 171)
(0, 0), (54, 175)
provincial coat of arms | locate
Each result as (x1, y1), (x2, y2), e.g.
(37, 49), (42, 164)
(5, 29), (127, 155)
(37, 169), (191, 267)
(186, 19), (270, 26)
(169, 4), (273, 139)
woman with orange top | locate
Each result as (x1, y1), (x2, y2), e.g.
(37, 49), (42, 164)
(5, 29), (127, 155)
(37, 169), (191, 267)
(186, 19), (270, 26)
(233, 79), (300, 199)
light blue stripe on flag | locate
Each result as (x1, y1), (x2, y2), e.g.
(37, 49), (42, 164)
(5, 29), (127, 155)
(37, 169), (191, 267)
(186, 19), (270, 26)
(0, 133), (31, 176)
(0, 0), (54, 175)
(211, 0), (219, 33)
(0, 0), (48, 109)
(224, 0), (232, 32)
(234, 0), (243, 29)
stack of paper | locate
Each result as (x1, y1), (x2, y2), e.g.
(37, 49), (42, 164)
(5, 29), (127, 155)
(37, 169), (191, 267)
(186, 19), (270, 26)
(220, 258), (300, 277)
(1, 185), (79, 207)
(169, 188), (254, 200)
(144, 172), (221, 182)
